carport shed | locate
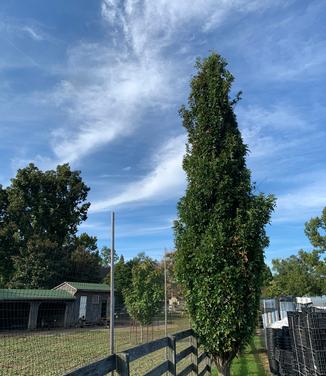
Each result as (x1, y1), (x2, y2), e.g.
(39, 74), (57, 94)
(0, 289), (75, 330)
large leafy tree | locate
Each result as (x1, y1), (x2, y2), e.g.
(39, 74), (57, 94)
(305, 207), (326, 252)
(266, 207), (326, 297)
(174, 53), (275, 375)
(1, 163), (90, 288)
(266, 251), (326, 297)
(0, 185), (17, 287)
(124, 256), (164, 342)
(68, 233), (102, 283)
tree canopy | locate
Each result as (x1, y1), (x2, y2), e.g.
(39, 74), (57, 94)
(265, 207), (326, 297)
(174, 53), (275, 375)
(100, 246), (119, 267)
(104, 255), (133, 309)
(305, 207), (326, 252)
(68, 233), (102, 283)
(0, 163), (103, 288)
(124, 256), (164, 341)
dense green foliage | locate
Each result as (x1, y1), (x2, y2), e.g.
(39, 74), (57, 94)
(124, 256), (164, 339)
(100, 246), (119, 266)
(104, 255), (134, 308)
(162, 251), (183, 300)
(265, 207), (326, 297)
(0, 185), (15, 287)
(174, 53), (275, 375)
(68, 233), (102, 283)
(305, 207), (326, 251)
(0, 163), (102, 288)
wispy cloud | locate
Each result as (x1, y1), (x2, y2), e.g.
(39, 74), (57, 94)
(236, 104), (309, 161)
(51, 48), (175, 163)
(90, 134), (186, 212)
(50, 0), (282, 164)
(235, 1), (326, 82)
(0, 19), (45, 42)
(21, 26), (44, 41)
(274, 172), (326, 223)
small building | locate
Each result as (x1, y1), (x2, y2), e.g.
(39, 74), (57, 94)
(53, 282), (110, 325)
(0, 281), (110, 331)
(0, 289), (75, 330)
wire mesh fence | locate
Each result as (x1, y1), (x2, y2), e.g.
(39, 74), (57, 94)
(262, 297), (326, 376)
(0, 289), (189, 376)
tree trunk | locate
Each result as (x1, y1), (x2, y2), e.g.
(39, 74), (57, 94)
(214, 356), (232, 376)
(217, 364), (231, 376)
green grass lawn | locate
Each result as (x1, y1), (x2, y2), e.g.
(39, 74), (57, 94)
(0, 321), (269, 376)
(0, 319), (191, 376)
(212, 334), (269, 376)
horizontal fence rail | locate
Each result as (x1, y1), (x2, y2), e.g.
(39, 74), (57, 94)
(64, 354), (117, 376)
(64, 329), (212, 376)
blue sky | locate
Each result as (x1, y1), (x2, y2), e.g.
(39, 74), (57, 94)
(0, 0), (325, 265)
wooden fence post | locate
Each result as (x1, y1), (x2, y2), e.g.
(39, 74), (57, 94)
(167, 335), (176, 376)
(116, 352), (130, 376)
(192, 335), (198, 375)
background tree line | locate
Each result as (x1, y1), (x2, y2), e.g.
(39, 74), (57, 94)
(263, 207), (326, 297)
(0, 164), (127, 288)
(0, 164), (168, 333)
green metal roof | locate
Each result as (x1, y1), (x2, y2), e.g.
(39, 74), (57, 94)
(0, 289), (75, 301)
(66, 282), (110, 292)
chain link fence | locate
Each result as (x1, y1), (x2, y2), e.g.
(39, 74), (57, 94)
(0, 289), (189, 376)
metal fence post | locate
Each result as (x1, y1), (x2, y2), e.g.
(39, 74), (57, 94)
(116, 352), (130, 376)
(192, 335), (198, 375)
(167, 335), (177, 376)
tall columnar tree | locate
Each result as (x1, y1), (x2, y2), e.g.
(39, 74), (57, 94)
(174, 53), (275, 376)
(124, 256), (164, 342)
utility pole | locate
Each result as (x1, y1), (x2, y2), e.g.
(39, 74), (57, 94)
(110, 211), (115, 357)
(164, 248), (168, 339)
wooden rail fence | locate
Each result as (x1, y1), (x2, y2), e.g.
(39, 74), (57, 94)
(65, 329), (212, 376)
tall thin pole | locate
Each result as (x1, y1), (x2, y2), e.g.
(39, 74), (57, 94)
(164, 248), (168, 337)
(110, 211), (115, 356)
(164, 248), (168, 360)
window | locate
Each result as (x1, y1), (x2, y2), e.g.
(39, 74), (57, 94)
(79, 296), (87, 318)
(92, 295), (99, 304)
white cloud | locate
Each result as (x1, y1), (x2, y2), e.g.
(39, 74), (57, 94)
(0, 20), (45, 42)
(21, 26), (44, 41)
(90, 134), (186, 211)
(11, 155), (55, 173)
(238, 105), (307, 132)
(274, 173), (326, 223)
(261, 40), (326, 81)
(237, 2), (326, 81)
(50, 0), (281, 164)
(51, 48), (174, 163)
(236, 104), (308, 159)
